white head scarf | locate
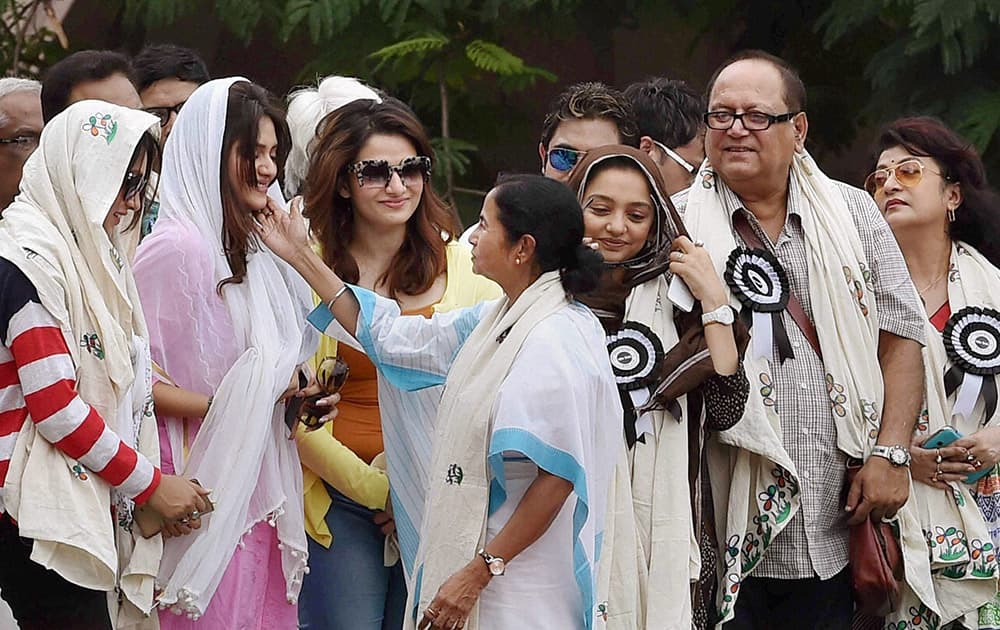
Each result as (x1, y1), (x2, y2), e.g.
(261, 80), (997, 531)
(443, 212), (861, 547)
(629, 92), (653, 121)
(284, 75), (381, 196)
(0, 101), (163, 622)
(146, 77), (317, 617)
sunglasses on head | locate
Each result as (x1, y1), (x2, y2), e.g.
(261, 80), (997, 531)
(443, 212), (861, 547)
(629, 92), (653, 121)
(122, 171), (147, 202)
(547, 147), (587, 173)
(652, 140), (697, 174)
(864, 158), (949, 196)
(346, 156), (432, 189)
(143, 103), (185, 128)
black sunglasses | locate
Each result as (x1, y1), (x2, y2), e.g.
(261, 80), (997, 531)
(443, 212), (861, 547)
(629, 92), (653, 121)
(144, 102), (185, 127)
(346, 156), (432, 189)
(122, 171), (147, 202)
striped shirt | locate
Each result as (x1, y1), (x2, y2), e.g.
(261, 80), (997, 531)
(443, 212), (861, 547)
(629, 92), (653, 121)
(0, 257), (160, 513)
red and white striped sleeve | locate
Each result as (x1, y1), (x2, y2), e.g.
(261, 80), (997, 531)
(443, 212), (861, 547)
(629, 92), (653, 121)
(1, 265), (161, 504)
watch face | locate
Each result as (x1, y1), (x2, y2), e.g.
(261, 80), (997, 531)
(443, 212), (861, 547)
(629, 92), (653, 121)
(488, 559), (505, 576)
(889, 447), (908, 465)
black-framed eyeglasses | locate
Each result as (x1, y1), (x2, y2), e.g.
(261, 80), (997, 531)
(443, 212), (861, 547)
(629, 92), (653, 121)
(121, 171), (147, 202)
(346, 156), (432, 189)
(704, 110), (800, 131)
(144, 102), (185, 127)
(0, 135), (39, 151)
(547, 147), (587, 172)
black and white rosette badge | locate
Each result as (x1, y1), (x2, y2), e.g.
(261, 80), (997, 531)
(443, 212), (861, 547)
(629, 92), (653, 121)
(606, 322), (664, 444)
(724, 248), (795, 363)
(943, 306), (1000, 423)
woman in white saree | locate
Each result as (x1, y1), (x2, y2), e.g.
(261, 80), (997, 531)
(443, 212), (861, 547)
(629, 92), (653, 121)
(257, 173), (621, 630)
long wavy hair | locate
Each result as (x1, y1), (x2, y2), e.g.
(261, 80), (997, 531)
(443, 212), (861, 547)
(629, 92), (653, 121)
(303, 97), (460, 297)
(218, 81), (292, 292)
(874, 116), (1000, 267)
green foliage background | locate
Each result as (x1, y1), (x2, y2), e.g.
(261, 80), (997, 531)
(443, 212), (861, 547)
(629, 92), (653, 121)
(7, 0), (998, 220)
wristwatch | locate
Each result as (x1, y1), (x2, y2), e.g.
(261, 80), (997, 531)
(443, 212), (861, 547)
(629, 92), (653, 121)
(478, 549), (506, 576)
(871, 444), (911, 467)
(701, 305), (735, 327)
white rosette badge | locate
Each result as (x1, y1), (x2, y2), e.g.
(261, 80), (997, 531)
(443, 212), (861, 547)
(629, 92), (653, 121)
(606, 322), (665, 445)
(943, 306), (1000, 423)
(724, 247), (795, 363)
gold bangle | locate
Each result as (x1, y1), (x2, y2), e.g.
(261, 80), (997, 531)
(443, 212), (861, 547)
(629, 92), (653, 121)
(326, 285), (349, 311)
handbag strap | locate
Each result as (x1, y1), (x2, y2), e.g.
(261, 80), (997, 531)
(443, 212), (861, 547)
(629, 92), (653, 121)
(732, 210), (823, 361)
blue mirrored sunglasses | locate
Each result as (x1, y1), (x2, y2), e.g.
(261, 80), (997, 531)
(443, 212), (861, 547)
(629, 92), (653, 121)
(547, 147), (587, 172)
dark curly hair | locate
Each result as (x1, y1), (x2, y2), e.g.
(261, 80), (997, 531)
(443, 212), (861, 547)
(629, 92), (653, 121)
(539, 82), (639, 150)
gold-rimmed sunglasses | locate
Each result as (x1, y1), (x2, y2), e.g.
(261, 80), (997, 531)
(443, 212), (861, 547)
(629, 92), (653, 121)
(864, 158), (949, 196)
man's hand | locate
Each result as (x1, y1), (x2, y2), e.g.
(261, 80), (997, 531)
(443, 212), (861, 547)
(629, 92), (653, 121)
(844, 456), (909, 526)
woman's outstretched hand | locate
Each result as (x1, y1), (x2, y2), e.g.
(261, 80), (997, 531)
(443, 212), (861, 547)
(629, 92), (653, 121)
(256, 196), (309, 262)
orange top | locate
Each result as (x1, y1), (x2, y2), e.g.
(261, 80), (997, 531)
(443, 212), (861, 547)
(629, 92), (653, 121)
(332, 302), (436, 463)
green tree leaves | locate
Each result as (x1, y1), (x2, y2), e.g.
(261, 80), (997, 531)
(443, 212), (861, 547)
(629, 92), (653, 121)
(819, 0), (1000, 161)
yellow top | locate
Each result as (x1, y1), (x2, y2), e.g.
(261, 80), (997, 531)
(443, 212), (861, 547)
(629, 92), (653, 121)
(298, 241), (502, 547)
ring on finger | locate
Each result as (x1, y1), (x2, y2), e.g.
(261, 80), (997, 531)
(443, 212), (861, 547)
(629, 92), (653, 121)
(189, 510), (200, 520)
(694, 239), (705, 247)
(178, 517), (190, 525)
(676, 251), (685, 261)
(968, 453), (977, 462)
(974, 459), (983, 469)
(935, 451), (943, 465)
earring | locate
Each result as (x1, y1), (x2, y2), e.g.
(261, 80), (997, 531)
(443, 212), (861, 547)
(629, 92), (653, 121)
(948, 206), (956, 222)
(515, 257), (521, 265)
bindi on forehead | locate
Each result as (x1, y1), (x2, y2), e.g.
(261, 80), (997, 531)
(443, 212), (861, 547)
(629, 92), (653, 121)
(876, 147), (923, 170)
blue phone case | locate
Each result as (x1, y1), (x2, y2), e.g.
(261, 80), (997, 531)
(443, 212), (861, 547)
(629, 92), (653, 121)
(923, 426), (961, 448)
(922, 425), (992, 484)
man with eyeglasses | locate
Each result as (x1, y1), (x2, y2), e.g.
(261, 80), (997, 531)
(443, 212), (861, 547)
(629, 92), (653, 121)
(0, 78), (43, 213)
(132, 44), (210, 237)
(674, 50), (925, 629)
(625, 77), (706, 195)
(133, 44), (210, 147)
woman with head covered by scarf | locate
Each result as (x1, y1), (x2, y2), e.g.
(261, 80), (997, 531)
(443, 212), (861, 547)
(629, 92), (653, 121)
(0, 101), (208, 629)
(568, 145), (752, 629)
(133, 78), (320, 628)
